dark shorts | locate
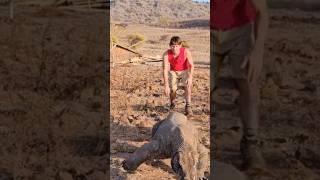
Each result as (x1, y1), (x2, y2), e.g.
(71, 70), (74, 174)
(210, 23), (254, 90)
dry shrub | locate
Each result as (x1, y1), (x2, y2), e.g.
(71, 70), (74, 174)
(110, 23), (126, 47)
(110, 34), (118, 47)
(159, 16), (171, 28)
(181, 40), (190, 48)
(127, 33), (146, 49)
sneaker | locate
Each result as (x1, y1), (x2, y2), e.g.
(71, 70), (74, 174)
(185, 104), (192, 115)
(240, 136), (265, 170)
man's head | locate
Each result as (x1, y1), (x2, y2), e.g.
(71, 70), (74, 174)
(169, 36), (182, 55)
(171, 148), (199, 180)
(171, 147), (209, 180)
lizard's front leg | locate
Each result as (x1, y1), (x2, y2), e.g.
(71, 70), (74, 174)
(197, 143), (210, 179)
(122, 140), (160, 171)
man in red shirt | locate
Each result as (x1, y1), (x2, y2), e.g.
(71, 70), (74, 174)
(163, 36), (194, 115)
(211, 0), (269, 170)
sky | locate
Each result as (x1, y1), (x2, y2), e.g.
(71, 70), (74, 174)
(193, 0), (210, 3)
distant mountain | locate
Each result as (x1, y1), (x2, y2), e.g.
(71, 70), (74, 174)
(111, 0), (209, 24)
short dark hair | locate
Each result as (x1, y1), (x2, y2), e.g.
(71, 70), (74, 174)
(169, 36), (182, 45)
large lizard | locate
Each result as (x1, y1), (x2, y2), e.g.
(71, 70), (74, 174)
(122, 112), (208, 179)
(122, 112), (247, 180)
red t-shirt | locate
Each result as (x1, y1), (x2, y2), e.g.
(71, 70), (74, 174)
(211, 0), (257, 30)
(167, 47), (190, 71)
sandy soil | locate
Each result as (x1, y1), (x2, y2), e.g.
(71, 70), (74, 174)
(110, 64), (210, 179)
(0, 6), (108, 180)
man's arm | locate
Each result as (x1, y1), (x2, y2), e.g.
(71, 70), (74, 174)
(251, 0), (269, 50)
(163, 52), (170, 96)
(242, 0), (269, 83)
(186, 49), (194, 80)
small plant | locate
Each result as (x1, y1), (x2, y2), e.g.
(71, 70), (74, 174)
(127, 33), (146, 49)
(159, 16), (170, 29)
(110, 33), (118, 47)
(110, 23), (127, 49)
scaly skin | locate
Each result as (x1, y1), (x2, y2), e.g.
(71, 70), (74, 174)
(122, 112), (208, 180)
(122, 112), (247, 180)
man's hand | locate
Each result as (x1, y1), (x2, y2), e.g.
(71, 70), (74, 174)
(165, 84), (170, 96)
(242, 0), (268, 84)
(241, 47), (263, 83)
(186, 76), (193, 88)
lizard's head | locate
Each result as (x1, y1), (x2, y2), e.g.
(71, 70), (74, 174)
(171, 150), (199, 180)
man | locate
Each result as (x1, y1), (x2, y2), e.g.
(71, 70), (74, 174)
(163, 36), (194, 115)
(210, 0), (269, 170)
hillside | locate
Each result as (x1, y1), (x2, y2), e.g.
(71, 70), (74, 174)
(110, 0), (209, 24)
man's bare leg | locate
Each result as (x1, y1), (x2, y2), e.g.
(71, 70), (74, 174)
(235, 79), (259, 136)
(184, 85), (192, 115)
(122, 140), (160, 171)
(170, 90), (177, 109)
(185, 85), (192, 105)
(235, 79), (265, 169)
